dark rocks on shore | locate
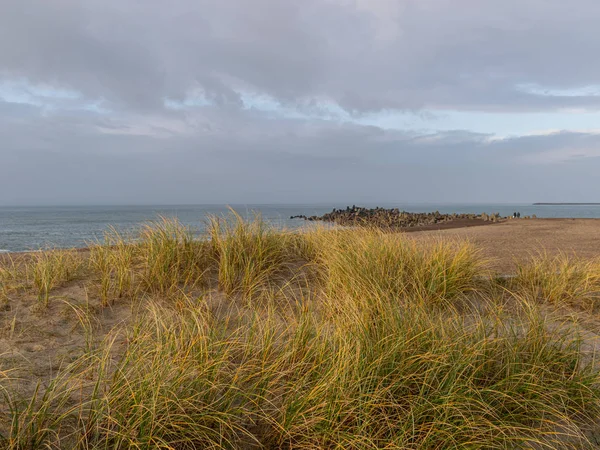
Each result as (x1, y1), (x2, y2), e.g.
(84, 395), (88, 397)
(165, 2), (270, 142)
(290, 206), (506, 228)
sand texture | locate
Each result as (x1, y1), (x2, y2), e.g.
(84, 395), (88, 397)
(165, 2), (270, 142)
(409, 218), (600, 273)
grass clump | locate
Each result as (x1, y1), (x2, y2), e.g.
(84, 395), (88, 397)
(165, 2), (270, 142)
(27, 249), (83, 306)
(208, 211), (295, 299)
(0, 256), (25, 305)
(89, 227), (136, 306)
(311, 228), (482, 304)
(514, 253), (600, 308)
(1, 375), (82, 450)
(74, 301), (253, 449)
(273, 302), (600, 449)
(136, 217), (208, 296)
(88, 219), (209, 301)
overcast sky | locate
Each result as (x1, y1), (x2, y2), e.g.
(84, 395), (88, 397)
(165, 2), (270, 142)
(1, 0), (600, 205)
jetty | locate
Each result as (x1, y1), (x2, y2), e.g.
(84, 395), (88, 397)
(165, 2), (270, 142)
(291, 206), (506, 229)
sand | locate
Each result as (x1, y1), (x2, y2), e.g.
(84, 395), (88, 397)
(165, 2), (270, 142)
(408, 218), (600, 273)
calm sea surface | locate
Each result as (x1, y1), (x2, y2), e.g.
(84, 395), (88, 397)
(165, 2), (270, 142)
(1, 203), (600, 252)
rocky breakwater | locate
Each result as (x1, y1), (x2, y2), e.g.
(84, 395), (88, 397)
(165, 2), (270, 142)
(291, 206), (506, 229)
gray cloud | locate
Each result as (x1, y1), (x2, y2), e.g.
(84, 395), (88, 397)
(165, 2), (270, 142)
(2, 99), (600, 205)
(2, 1), (600, 205)
(3, 0), (600, 113)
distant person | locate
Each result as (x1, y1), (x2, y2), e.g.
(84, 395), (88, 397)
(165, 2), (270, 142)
(513, 212), (517, 218)
(517, 212), (521, 218)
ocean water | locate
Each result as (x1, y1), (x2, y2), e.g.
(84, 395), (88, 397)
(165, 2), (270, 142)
(1, 203), (600, 252)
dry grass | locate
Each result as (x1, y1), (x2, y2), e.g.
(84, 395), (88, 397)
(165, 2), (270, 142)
(514, 252), (600, 310)
(87, 218), (210, 305)
(0, 256), (24, 305)
(137, 217), (208, 295)
(308, 228), (483, 304)
(208, 210), (298, 299)
(1, 215), (600, 449)
(89, 227), (136, 306)
(27, 249), (84, 306)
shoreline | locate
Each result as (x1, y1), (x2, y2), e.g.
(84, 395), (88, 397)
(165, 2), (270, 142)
(0, 218), (505, 256)
(4, 217), (600, 256)
(4, 219), (600, 275)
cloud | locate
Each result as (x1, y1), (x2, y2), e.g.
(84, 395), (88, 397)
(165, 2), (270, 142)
(2, 97), (600, 205)
(3, 0), (600, 114)
(2, 0), (600, 204)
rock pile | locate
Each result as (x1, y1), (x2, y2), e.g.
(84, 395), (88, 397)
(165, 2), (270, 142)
(291, 206), (505, 228)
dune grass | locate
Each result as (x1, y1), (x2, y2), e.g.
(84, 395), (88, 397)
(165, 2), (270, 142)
(27, 249), (84, 306)
(0, 256), (24, 305)
(208, 211), (298, 299)
(137, 217), (209, 295)
(89, 227), (136, 306)
(514, 252), (600, 310)
(88, 218), (210, 305)
(1, 215), (600, 448)
(309, 228), (482, 304)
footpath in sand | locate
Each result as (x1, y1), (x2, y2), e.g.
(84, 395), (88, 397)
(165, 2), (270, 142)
(408, 218), (600, 274)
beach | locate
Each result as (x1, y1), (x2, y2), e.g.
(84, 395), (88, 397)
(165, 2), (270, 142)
(2, 215), (600, 446)
(409, 218), (600, 273)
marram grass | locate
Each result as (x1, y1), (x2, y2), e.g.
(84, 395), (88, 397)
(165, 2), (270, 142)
(27, 249), (84, 306)
(514, 252), (600, 309)
(208, 210), (298, 299)
(1, 215), (600, 449)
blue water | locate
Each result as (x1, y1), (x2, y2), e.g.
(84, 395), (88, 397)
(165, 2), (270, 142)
(1, 203), (599, 252)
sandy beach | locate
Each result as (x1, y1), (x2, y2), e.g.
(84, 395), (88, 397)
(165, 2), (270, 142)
(409, 218), (600, 273)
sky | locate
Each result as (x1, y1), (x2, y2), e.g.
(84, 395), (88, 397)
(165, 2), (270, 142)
(1, 0), (600, 205)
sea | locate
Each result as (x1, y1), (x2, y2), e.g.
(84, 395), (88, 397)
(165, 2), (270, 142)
(1, 203), (600, 253)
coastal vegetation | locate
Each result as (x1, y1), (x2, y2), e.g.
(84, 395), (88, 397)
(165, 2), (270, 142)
(0, 213), (599, 448)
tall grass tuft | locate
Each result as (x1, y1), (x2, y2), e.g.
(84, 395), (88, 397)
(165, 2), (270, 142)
(514, 253), (600, 308)
(137, 217), (208, 295)
(284, 300), (600, 449)
(27, 249), (83, 306)
(89, 227), (136, 306)
(0, 371), (85, 449)
(0, 256), (24, 305)
(208, 211), (294, 299)
(75, 300), (255, 449)
(312, 228), (482, 305)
